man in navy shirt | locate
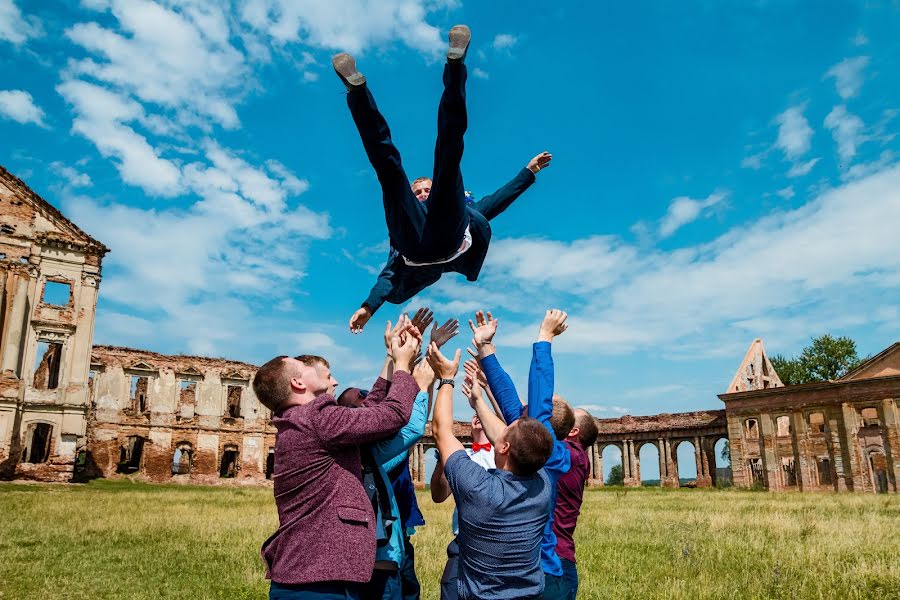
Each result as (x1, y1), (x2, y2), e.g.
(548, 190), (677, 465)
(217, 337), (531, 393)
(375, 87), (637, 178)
(425, 341), (553, 600)
(331, 25), (552, 333)
(471, 309), (575, 600)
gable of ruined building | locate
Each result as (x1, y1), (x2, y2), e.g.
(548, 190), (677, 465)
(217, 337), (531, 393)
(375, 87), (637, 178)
(727, 338), (784, 393)
(0, 164), (108, 257)
(840, 342), (900, 381)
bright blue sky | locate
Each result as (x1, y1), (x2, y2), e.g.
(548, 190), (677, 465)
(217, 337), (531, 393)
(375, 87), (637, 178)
(2, 0), (899, 479)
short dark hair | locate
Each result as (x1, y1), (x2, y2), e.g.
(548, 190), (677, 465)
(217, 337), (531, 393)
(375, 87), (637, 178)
(252, 355), (329, 413)
(575, 409), (599, 448)
(337, 387), (368, 408)
(550, 395), (576, 441)
(506, 417), (553, 476)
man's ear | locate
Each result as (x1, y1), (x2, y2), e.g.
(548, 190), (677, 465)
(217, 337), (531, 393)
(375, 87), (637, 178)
(568, 426), (580, 438)
(289, 375), (307, 395)
(495, 441), (511, 456)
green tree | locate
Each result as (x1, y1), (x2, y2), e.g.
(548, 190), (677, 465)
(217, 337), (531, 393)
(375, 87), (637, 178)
(606, 463), (624, 486)
(772, 335), (864, 385)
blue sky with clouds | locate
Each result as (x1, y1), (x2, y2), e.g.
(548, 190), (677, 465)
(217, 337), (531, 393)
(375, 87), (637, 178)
(2, 1), (899, 478)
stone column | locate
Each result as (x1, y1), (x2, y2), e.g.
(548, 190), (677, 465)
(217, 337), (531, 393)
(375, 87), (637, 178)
(624, 440), (640, 487)
(794, 409), (812, 490)
(0, 276), (28, 376)
(881, 398), (900, 492)
(839, 403), (862, 491)
(621, 442), (630, 481)
(417, 443), (426, 487)
(594, 445), (604, 487)
(759, 413), (779, 491)
(658, 439), (666, 483)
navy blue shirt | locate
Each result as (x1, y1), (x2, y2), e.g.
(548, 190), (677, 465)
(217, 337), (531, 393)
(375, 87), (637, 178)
(444, 449), (550, 600)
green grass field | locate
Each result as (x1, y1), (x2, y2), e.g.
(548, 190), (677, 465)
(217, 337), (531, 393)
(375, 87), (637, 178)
(1, 480), (898, 599)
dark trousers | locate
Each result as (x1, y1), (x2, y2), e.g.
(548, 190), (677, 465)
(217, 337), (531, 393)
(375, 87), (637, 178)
(362, 570), (401, 600)
(270, 581), (361, 600)
(542, 572), (571, 600)
(399, 536), (421, 600)
(346, 63), (469, 263)
(439, 538), (460, 600)
(560, 559), (578, 600)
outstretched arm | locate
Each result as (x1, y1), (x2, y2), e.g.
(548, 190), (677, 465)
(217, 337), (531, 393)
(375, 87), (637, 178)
(469, 152), (551, 221)
(427, 343), (465, 462)
(469, 310), (524, 423)
(351, 251), (405, 333)
(529, 309), (572, 475)
(463, 373), (506, 446)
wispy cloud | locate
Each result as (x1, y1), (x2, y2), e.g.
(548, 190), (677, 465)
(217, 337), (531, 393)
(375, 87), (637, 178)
(50, 161), (92, 187)
(787, 157), (820, 178)
(774, 105), (813, 159)
(492, 33), (517, 51)
(658, 192), (727, 238)
(0, 0), (41, 46)
(825, 56), (869, 100)
(824, 105), (866, 163)
(0, 89), (47, 127)
(472, 67), (489, 80)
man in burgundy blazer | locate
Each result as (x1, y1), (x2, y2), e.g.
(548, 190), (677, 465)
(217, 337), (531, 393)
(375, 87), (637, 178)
(253, 330), (421, 599)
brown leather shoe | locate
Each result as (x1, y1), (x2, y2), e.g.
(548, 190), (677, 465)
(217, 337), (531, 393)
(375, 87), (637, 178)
(447, 25), (471, 63)
(332, 53), (366, 89)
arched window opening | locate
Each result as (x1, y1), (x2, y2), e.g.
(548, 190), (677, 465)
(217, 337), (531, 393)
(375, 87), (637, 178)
(775, 416), (791, 437)
(22, 423), (53, 463)
(172, 443), (193, 475)
(220, 444), (239, 478)
(808, 412), (826, 434)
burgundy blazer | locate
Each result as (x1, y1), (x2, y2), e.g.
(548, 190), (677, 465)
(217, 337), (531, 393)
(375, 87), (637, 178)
(262, 371), (418, 585)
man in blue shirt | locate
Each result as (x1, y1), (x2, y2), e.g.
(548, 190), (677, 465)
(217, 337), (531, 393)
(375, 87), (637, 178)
(470, 309), (575, 600)
(426, 341), (554, 600)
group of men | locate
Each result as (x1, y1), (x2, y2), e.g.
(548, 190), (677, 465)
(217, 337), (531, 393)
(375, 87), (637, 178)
(253, 307), (599, 600)
(250, 21), (597, 600)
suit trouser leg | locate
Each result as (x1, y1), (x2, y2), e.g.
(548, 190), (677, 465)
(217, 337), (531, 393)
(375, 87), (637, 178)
(399, 536), (420, 600)
(346, 86), (425, 258)
(423, 62), (469, 259)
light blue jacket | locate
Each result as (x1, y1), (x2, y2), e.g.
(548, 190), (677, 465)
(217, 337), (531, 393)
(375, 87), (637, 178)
(368, 389), (429, 566)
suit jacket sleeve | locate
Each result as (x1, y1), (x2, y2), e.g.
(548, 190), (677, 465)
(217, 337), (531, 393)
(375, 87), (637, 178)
(363, 250), (405, 315)
(529, 341), (571, 475)
(314, 371), (418, 449)
(469, 167), (536, 221)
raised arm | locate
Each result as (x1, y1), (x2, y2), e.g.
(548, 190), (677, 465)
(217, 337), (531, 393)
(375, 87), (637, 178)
(469, 310), (524, 423)
(530, 309), (572, 475)
(469, 152), (551, 221)
(426, 342), (465, 461)
(316, 329), (421, 447)
(430, 452), (452, 503)
(350, 251), (405, 333)
(371, 361), (436, 471)
(463, 371), (506, 446)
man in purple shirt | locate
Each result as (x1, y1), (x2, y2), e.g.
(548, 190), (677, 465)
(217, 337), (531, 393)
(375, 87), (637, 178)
(553, 407), (599, 599)
(253, 326), (421, 600)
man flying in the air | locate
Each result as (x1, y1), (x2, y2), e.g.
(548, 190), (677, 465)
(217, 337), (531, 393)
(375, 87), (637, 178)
(332, 25), (552, 333)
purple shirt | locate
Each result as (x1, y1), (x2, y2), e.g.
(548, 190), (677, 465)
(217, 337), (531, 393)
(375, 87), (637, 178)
(552, 440), (590, 563)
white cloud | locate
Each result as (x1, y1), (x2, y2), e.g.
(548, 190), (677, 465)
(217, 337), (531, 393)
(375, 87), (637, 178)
(492, 33), (517, 50)
(50, 161), (92, 187)
(775, 186), (794, 199)
(65, 0), (247, 130)
(0, 0), (40, 46)
(658, 192), (727, 238)
(774, 105), (813, 159)
(576, 404), (631, 417)
(449, 163), (900, 357)
(239, 0), (449, 56)
(740, 151), (767, 170)
(824, 105), (866, 163)
(0, 89), (47, 126)
(302, 71), (319, 82)
(825, 56), (869, 100)
(57, 80), (183, 196)
(786, 157), (819, 178)
(472, 67), (489, 80)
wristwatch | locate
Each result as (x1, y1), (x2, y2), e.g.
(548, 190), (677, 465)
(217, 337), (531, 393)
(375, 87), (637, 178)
(438, 378), (455, 388)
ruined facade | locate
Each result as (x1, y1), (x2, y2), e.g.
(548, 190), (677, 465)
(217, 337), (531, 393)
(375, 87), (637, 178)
(0, 165), (107, 482)
(85, 346), (275, 484)
(1, 164), (897, 493)
(720, 341), (900, 493)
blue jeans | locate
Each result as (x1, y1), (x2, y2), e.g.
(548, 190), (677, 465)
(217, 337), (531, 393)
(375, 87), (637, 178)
(542, 572), (570, 600)
(560, 559), (578, 600)
(270, 581), (361, 599)
(346, 63), (470, 263)
(363, 569), (402, 600)
(399, 536), (421, 600)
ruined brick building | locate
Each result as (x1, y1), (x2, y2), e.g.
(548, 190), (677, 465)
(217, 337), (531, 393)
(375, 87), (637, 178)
(1, 165), (897, 492)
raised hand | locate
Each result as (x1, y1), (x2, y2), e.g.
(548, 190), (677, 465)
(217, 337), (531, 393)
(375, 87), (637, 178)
(431, 318), (460, 349)
(468, 310), (498, 348)
(426, 342), (461, 379)
(463, 358), (487, 388)
(526, 151), (552, 174)
(538, 309), (568, 342)
(392, 326), (422, 372)
(413, 358), (436, 392)
(349, 306), (373, 333)
(410, 307), (434, 335)
(384, 314), (410, 353)
(462, 373), (483, 409)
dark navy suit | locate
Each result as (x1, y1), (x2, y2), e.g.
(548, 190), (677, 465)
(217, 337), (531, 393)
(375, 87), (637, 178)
(346, 63), (536, 314)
